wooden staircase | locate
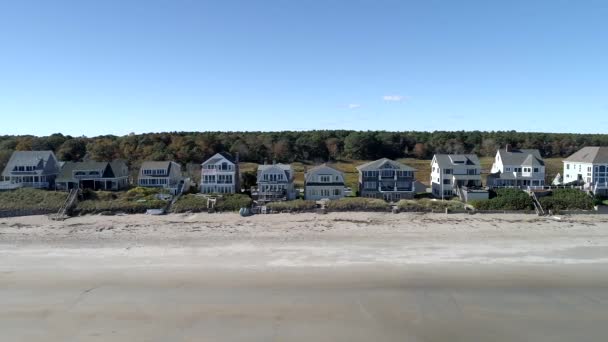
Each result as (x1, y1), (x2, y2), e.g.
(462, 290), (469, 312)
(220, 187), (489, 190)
(51, 188), (79, 220)
(529, 191), (545, 216)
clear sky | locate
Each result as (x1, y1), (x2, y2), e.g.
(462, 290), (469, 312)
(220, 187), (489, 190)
(1, 0), (607, 136)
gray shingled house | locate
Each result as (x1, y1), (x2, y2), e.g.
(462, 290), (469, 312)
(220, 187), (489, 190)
(256, 162), (296, 202)
(138, 161), (183, 193)
(0, 151), (60, 190)
(356, 158), (416, 201)
(304, 164), (345, 201)
(56, 160), (129, 191)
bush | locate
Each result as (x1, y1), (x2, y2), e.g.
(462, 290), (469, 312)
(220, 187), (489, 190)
(172, 193), (253, 213)
(75, 198), (167, 215)
(325, 197), (390, 212)
(266, 200), (317, 212)
(171, 194), (208, 213)
(74, 190), (167, 215)
(469, 188), (534, 211)
(397, 199), (464, 212)
(214, 194), (253, 211)
(539, 189), (594, 211)
(0, 188), (68, 211)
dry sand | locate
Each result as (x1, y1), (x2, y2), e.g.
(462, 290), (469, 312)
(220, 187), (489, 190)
(1, 212), (608, 341)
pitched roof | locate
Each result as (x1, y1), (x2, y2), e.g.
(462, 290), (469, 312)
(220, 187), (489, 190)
(257, 163), (292, 172)
(433, 154), (480, 168)
(140, 161), (173, 170)
(56, 160), (129, 182)
(202, 152), (236, 165)
(497, 149), (544, 166)
(563, 147), (608, 164)
(1, 151), (57, 177)
(304, 164), (343, 182)
(356, 158), (416, 172)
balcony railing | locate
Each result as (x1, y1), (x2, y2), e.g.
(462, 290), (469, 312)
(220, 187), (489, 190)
(0, 181), (48, 189)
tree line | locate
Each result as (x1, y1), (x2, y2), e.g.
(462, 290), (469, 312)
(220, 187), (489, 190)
(1, 130), (607, 171)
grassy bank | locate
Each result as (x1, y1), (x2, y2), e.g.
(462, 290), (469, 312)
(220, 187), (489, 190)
(172, 194), (252, 213)
(74, 188), (167, 215)
(0, 188), (68, 211)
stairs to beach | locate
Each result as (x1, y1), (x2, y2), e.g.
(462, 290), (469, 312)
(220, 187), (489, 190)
(51, 188), (79, 220)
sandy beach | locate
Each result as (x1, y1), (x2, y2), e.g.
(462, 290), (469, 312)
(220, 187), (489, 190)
(2, 212), (608, 341)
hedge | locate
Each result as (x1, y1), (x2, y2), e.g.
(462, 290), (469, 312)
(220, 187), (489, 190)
(172, 193), (252, 213)
(325, 197), (391, 212)
(397, 199), (464, 212)
(265, 199), (317, 212)
(469, 188), (534, 211)
(539, 189), (594, 211)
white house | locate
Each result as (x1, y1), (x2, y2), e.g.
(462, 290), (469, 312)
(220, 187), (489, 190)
(138, 161), (183, 193)
(200, 152), (239, 194)
(488, 145), (545, 189)
(256, 162), (296, 202)
(304, 164), (345, 201)
(430, 154), (485, 199)
(562, 146), (608, 196)
(0, 151), (60, 190)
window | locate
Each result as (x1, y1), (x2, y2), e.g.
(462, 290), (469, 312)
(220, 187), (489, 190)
(320, 175), (330, 182)
(364, 181), (377, 189)
(444, 169), (452, 174)
(566, 164), (570, 170)
(443, 179), (451, 185)
(467, 169), (477, 175)
(334, 189), (341, 196)
(505, 167), (511, 172)
(534, 168), (539, 173)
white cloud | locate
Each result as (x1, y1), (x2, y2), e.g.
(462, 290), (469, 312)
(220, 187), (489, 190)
(382, 95), (406, 102)
(347, 103), (361, 109)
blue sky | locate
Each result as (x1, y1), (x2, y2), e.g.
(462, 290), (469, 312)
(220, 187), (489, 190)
(1, 0), (607, 136)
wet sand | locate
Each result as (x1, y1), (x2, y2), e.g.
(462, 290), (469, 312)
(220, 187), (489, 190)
(1, 213), (608, 341)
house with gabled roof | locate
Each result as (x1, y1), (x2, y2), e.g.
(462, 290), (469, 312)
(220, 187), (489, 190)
(488, 145), (545, 189)
(138, 161), (183, 193)
(55, 160), (129, 191)
(304, 164), (345, 200)
(0, 151), (60, 190)
(430, 154), (486, 200)
(562, 146), (608, 195)
(200, 152), (240, 194)
(256, 162), (296, 202)
(356, 158), (416, 201)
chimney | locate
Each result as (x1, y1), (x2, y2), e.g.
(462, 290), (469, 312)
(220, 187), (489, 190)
(235, 152), (239, 163)
(273, 159), (276, 165)
(505, 144), (512, 152)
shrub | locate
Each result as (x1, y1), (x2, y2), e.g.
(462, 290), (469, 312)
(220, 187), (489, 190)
(397, 199), (464, 212)
(470, 188), (534, 211)
(74, 190), (166, 215)
(325, 197), (390, 212)
(266, 199), (317, 212)
(539, 189), (594, 211)
(214, 194), (253, 211)
(171, 194), (208, 213)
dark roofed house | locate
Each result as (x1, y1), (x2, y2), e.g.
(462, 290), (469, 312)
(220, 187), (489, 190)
(56, 160), (129, 191)
(138, 161), (183, 193)
(488, 145), (546, 189)
(563, 147), (608, 195)
(0, 151), (60, 190)
(356, 158), (416, 201)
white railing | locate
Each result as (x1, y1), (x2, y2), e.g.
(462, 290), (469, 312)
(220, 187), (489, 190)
(0, 182), (23, 190)
(0, 182), (48, 189)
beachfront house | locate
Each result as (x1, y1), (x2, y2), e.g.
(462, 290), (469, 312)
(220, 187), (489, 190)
(356, 158), (416, 201)
(200, 152), (239, 194)
(488, 145), (545, 189)
(256, 162), (296, 202)
(55, 160), (129, 191)
(0, 151), (60, 190)
(562, 146), (608, 196)
(430, 154), (487, 200)
(138, 161), (183, 193)
(304, 164), (345, 200)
